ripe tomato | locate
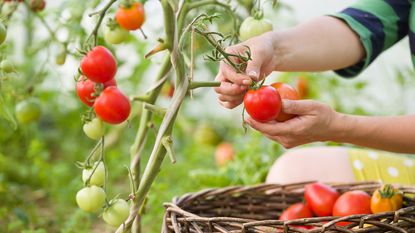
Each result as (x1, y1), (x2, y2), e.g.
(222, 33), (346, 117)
(82, 161), (106, 187)
(83, 118), (105, 140)
(80, 46), (117, 83)
(76, 186), (106, 213)
(333, 190), (371, 217)
(94, 86), (131, 124)
(0, 22), (6, 45)
(76, 77), (117, 107)
(115, 2), (145, 31)
(304, 183), (340, 217)
(103, 199), (130, 227)
(104, 24), (129, 44)
(279, 203), (313, 229)
(215, 142), (234, 167)
(0, 60), (14, 73)
(29, 0), (46, 12)
(244, 86), (282, 122)
(271, 82), (300, 122)
(161, 82), (174, 98)
(370, 184), (403, 214)
(15, 99), (41, 124)
(296, 76), (308, 99)
(239, 16), (273, 41)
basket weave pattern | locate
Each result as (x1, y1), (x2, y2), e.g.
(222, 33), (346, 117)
(163, 181), (415, 233)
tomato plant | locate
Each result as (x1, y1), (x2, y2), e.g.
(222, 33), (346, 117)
(304, 183), (339, 217)
(333, 190), (371, 216)
(80, 46), (117, 83)
(0, 22), (6, 45)
(103, 199), (130, 227)
(76, 186), (106, 213)
(15, 99), (41, 124)
(83, 118), (105, 140)
(244, 86), (282, 122)
(215, 142), (234, 167)
(239, 16), (273, 41)
(115, 2), (145, 31)
(370, 184), (403, 214)
(271, 82), (300, 122)
(94, 86), (131, 124)
(82, 161), (106, 187)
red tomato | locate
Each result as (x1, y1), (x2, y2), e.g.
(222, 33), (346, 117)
(279, 203), (313, 230)
(296, 76), (308, 99)
(76, 77), (117, 107)
(271, 82), (299, 122)
(215, 142), (234, 167)
(333, 190), (371, 217)
(244, 86), (282, 122)
(81, 46), (117, 83)
(29, 0), (46, 12)
(304, 183), (340, 217)
(94, 86), (131, 124)
(115, 2), (145, 31)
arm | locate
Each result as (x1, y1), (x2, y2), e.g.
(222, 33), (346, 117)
(246, 100), (415, 154)
(215, 16), (365, 108)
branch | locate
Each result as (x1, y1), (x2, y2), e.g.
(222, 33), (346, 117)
(189, 81), (220, 90)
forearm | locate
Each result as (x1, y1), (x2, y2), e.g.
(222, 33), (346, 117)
(332, 114), (415, 154)
(270, 16), (365, 72)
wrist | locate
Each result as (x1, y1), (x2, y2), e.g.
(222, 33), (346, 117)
(328, 112), (356, 143)
(265, 30), (287, 71)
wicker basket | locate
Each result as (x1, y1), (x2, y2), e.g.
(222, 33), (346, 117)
(162, 181), (415, 233)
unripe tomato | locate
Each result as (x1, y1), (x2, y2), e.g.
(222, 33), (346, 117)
(15, 99), (41, 124)
(370, 184), (403, 214)
(29, 0), (46, 12)
(333, 190), (371, 226)
(103, 199), (130, 227)
(76, 186), (106, 213)
(239, 16), (273, 41)
(104, 24), (129, 44)
(271, 82), (299, 122)
(76, 77), (117, 107)
(0, 60), (14, 73)
(304, 183), (339, 217)
(244, 86), (282, 122)
(115, 2), (145, 31)
(0, 22), (6, 45)
(55, 46), (67, 66)
(82, 161), (105, 186)
(80, 46), (117, 83)
(94, 86), (131, 124)
(194, 123), (221, 146)
(83, 118), (105, 140)
(215, 142), (234, 167)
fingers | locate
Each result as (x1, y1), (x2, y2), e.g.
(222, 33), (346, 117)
(214, 77), (247, 96)
(282, 99), (319, 115)
(245, 118), (290, 136)
(220, 62), (252, 85)
(219, 100), (243, 109)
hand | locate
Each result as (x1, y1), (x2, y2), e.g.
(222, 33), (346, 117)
(246, 99), (340, 148)
(214, 32), (280, 109)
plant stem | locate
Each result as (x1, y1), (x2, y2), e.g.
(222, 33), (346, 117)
(189, 81), (220, 90)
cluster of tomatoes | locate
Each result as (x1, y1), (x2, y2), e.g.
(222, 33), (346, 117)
(3, 0), (46, 12)
(76, 161), (131, 227)
(279, 183), (403, 229)
(244, 82), (299, 123)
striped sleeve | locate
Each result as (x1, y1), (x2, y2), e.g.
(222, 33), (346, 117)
(329, 0), (410, 78)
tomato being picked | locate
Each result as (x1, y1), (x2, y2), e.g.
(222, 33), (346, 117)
(80, 46), (117, 83)
(244, 86), (281, 122)
(115, 2), (145, 31)
(271, 82), (300, 122)
(94, 86), (131, 124)
(304, 183), (339, 217)
(76, 77), (117, 107)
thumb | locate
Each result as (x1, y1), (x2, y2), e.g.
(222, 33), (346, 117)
(282, 99), (316, 115)
(245, 59), (262, 81)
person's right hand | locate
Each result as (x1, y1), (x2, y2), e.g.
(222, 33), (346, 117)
(214, 31), (280, 109)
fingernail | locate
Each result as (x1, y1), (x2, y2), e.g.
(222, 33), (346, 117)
(248, 71), (258, 79)
(243, 79), (252, 85)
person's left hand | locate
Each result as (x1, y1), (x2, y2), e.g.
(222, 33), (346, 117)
(245, 99), (341, 148)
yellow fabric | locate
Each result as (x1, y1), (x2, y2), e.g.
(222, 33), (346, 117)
(349, 149), (415, 185)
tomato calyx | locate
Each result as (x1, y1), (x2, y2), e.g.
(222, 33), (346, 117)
(251, 9), (265, 20)
(378, 184), (401, 199)
(106, 18), (119, 31)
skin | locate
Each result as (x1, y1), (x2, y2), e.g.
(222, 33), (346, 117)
(215, 16), (415, 154)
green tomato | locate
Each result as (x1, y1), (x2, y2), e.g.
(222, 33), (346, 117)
(0, 60), (14, 73)
(194, 123), (221, 146)
(0, 22), (6, 45)
(55, 46), (67, 65)
(82, 161), (105, 187)
(15, 99), (41, 124)
(239, 16), (273, 41)
(104, 25), (129, 45)
(76, 186), (106, 213)
(83, 118), (105, 140)
(103, 199), (130, 227)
